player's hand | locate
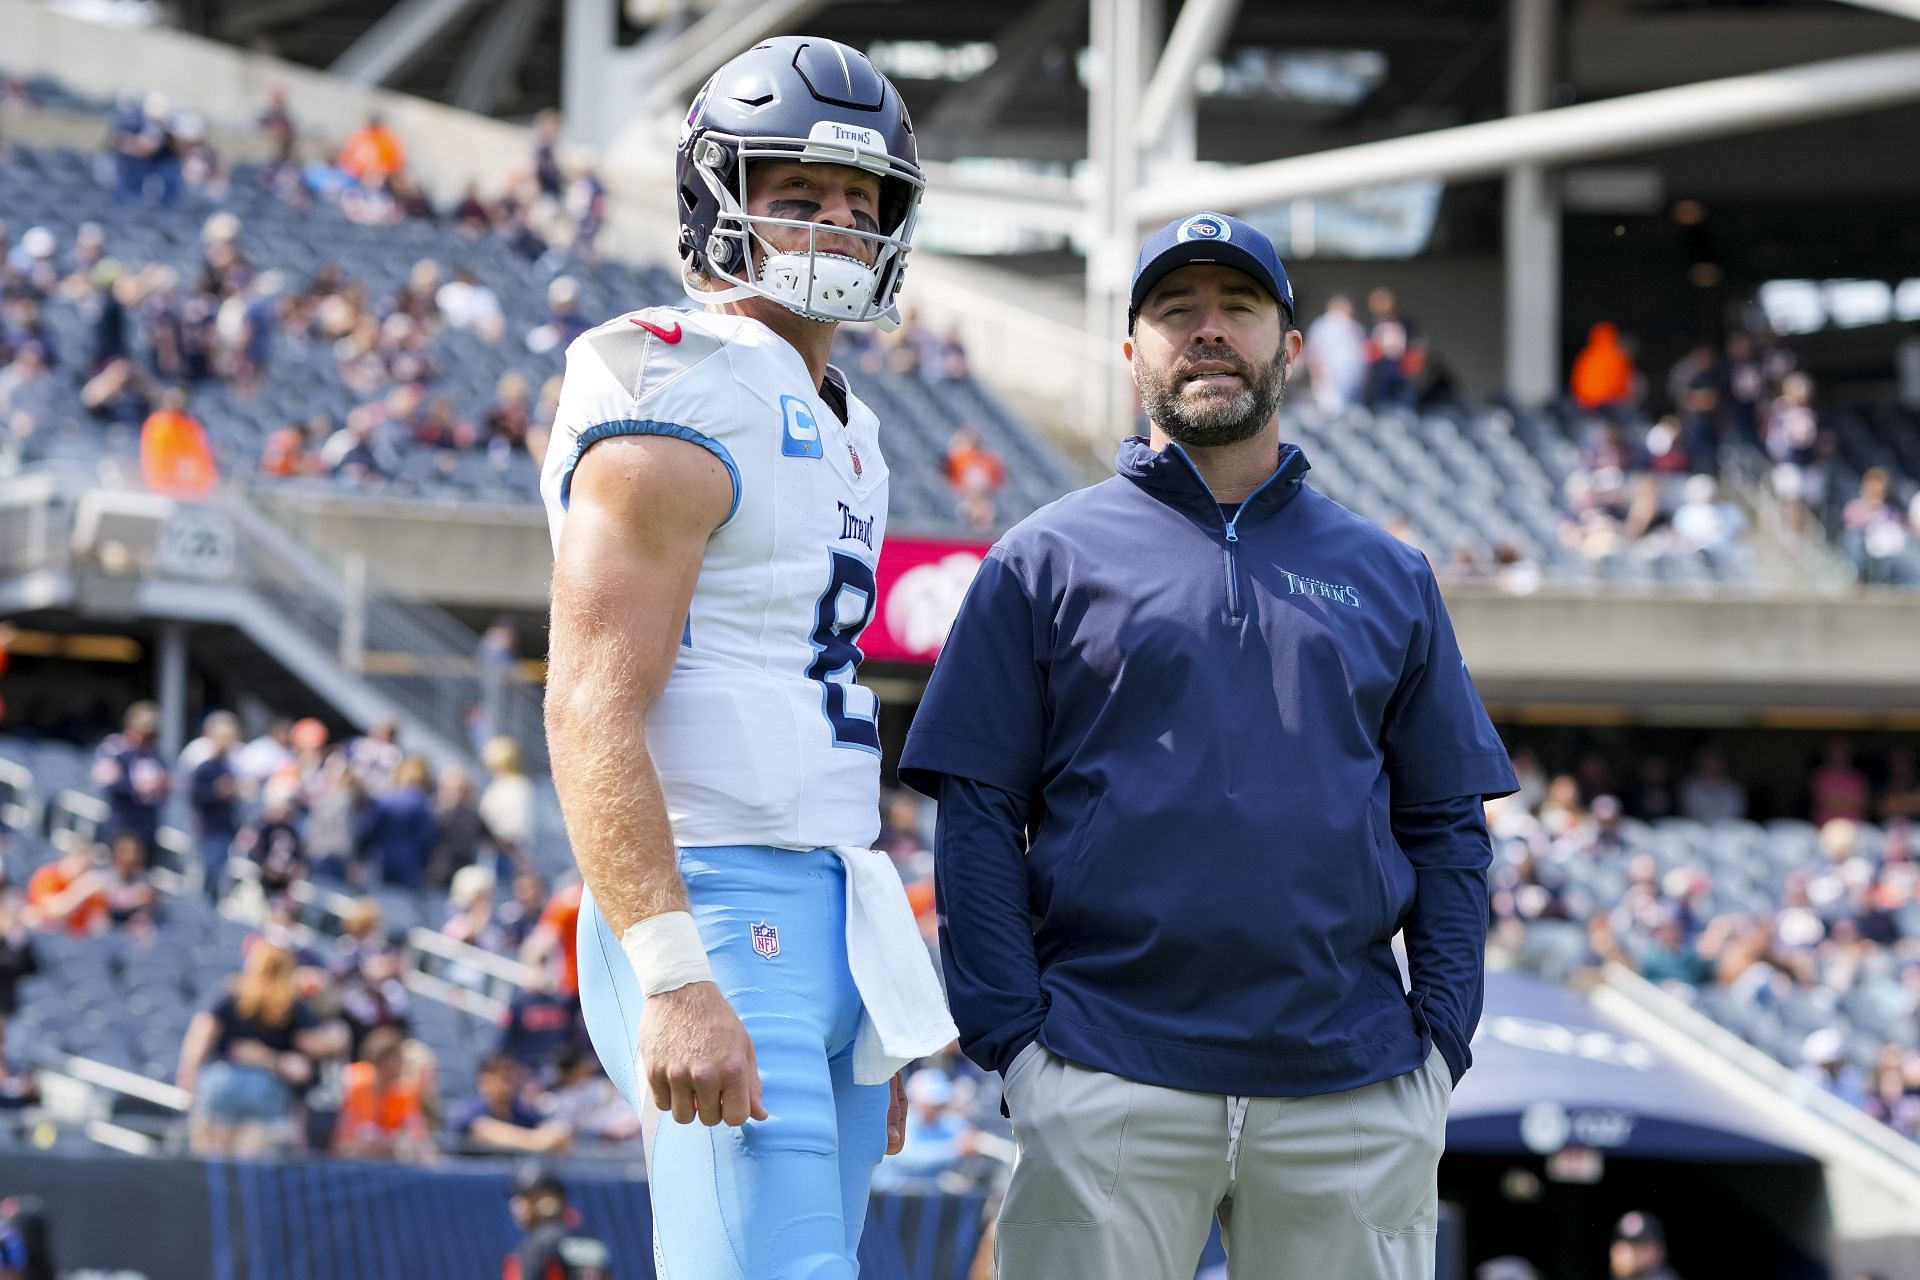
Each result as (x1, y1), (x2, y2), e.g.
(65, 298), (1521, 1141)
(886, 1071), (908, 1155)
(640, 981), (767, 1128)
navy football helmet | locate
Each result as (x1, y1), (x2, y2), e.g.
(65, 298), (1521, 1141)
(676, 36), (924, 325)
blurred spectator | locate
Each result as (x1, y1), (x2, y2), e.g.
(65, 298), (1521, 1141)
(101, 833), (160, 934)
(25, 845), (105, 937)
(231, 787), (307, 896)
(358, 756), (437, 890)
(873, 1070), (979, 1189)
(177, 940), (328, 1156)
(1363, 287), (1422, 409)
(532, 110), (565, 199)
(0, 343), (58, 433)
(257, 87), (298, 169)
(452, 183), (491, 237)
(477, 619), (523, 748)
(338, 945), (414, 1059)
(348, 720), (403, 793)
(1722, 330), (1766, 446)
(1896, 323), (1920, 411)
(1865, 1046), (1920, 1138)
(186, 711), (244, 878)
(945, 424), (1005, 530)
(428, 764), (486, 889)
(1878, 748), (1920, 824)
(505, 1161), (614, 1279)
(1639, 915), (1711, 988)
(443, 865), (510, 955)
(494, 975), (586, 1073)
(333, 1024), (433, 1161)
(140, 387), (219, 496)
(1624, 756), (1678, 822)
(1680, 750), (1747, 824)
(1798, 1028), (1869, 1110)
(482, 372), (533, 452)
(235, 718), (294, 786)
(524, 879), (583, 997)
(543, 1045), (641, 1146)
(451, 1054), (569, 1154)
(338, 114), (406, 185)
(0, 1018), (41, 1111)
(524, 277), (586, 355)
(1842, 468), (1910, 585)
(0, 891), (40, 1018)
(437, 268), (504, 341)
(495, 871), (549, 951)
(92, 700), (170, 855)
(80, 356), (157, 427)
(1810, 738), (1870, 826)
(1303, 294), (1367, 413)
(1570, 322), (1636, 412)
(479, 736), (534, 870)
(1610, 1211), (1680, 1280)
(0, 292), (57, 365)
(1668, 474), (1746, 559)
(1765, 373), (1824, 536)
(108, 92), (181, 207)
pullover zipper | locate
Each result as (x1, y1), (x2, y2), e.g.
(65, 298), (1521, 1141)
(1171, 447), (1290, 622)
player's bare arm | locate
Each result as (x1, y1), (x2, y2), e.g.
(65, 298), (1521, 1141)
(546, 432), (767, 1130)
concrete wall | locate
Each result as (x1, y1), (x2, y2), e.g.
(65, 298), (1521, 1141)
(0, 0), (532, 202)
(262, 491), (1920, 716)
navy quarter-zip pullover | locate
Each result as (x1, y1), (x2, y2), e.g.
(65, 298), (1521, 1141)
(900, 437), (1518, 1098)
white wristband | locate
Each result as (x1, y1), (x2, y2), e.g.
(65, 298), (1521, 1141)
(620, 911), (713, 998)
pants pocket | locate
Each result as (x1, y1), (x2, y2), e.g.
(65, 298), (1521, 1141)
(1348, 1052), (1446, 1237)
(1000, 1050), (1136, 1229)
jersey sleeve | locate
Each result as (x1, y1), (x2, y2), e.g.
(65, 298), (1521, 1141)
(539, 310), (745, 534)
(1381, 562), (1520, 806)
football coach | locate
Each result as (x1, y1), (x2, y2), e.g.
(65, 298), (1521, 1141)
(899, 212), (1518, 1280)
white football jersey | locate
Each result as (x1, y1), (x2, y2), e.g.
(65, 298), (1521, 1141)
(541, 306), (888, 851)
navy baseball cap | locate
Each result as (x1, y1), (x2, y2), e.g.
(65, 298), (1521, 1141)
(1130, 212), (1295, 327)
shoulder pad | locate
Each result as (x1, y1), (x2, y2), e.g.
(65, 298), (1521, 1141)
(577, 306), (727, 404)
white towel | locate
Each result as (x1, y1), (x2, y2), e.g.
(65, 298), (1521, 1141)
(830, 845), (959, 1085)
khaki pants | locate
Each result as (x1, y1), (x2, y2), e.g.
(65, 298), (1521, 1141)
(994, 1044), (1451, 1280)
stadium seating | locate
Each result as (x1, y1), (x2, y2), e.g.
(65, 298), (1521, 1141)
(0, 135), (1081, 527)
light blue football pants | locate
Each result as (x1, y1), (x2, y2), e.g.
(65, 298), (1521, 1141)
(578, 845), (890, 1279)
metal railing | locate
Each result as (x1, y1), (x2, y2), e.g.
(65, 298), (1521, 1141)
(0, 462), (548, 771)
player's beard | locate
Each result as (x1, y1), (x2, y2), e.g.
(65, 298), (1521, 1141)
(1136, 342), (1290, 449)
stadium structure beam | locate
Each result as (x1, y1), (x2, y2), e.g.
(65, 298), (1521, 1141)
(1504, 0), (1559, 406)
(215, 0), (353, 39)
(1087, 0), (1150, 438)
(564, 0), (618, 147)
(1133, 0), (1238, 152)
(923, 0), (1083, 136)
(917, 164), (1085, 234)
(328, 0), (490, 86)
(1132, 45), (1920, 222)
(631, 0), (835, 112)
(450, 0), (547, 114)
(1832, 0), (1920, 19)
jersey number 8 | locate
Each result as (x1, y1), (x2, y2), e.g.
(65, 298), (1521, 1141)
(807, 551), (881, 754)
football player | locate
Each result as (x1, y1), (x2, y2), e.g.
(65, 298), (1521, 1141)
(540, 35), (955, 1279)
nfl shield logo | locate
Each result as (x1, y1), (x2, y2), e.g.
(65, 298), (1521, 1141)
(750, 921), (780, 959)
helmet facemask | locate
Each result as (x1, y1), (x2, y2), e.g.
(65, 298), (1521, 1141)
(682, 130), (924, 326)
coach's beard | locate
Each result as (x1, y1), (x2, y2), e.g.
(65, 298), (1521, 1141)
(1138, 344), (1289, 449)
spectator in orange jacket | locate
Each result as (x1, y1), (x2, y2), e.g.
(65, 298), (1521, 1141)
(338, 114), (406, 184)
(333, 1025), (433, 1160)
(141, 387), (218, 495)
(1571, 322), (1636, 411)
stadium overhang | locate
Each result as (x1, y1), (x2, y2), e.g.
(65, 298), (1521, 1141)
(1127, 46), (1920, 222)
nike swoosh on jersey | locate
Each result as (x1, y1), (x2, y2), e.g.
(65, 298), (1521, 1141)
(630, 318), (683, 343)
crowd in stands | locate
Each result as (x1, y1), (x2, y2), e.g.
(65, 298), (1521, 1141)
(0, 76), (1046, 532)
(8, 705), (1920, 1179)
(0, 697), (626, 1163)
(1490, 739), (1920, 1141)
